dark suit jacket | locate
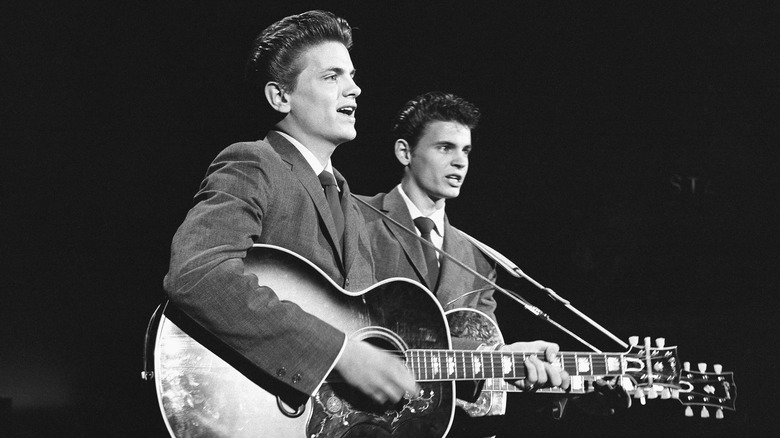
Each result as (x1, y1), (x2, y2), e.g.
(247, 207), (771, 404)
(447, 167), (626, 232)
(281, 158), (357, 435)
(358, 187), (498, 333)
(164, 131), (375, 401)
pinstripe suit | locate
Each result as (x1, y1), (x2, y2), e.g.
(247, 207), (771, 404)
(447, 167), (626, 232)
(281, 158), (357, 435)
(164, 131), (375, 403)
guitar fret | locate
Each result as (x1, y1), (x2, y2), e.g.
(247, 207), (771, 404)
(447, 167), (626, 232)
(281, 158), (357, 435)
(424, 350), (429, 378)
(595, 354), (607, 375)
(408, 350), (413, 379)
(560, 353), (569, 375)
(408, 350), (414, 379)
(413, 350), (417, 380)
(501, 352), (512, 378)
(420, 350), (425, 380)
(424, 350), (429, 379)
(418, 350), (424, 380)
(590, 354), (604, 376)
(420, 350), (424, 380)
(608, 354), (622, 374)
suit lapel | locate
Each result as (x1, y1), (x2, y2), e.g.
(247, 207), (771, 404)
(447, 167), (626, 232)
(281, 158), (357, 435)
(437, 216), (473, 305)
(382, 188), (432, 288)
(268, 132), (345, 265)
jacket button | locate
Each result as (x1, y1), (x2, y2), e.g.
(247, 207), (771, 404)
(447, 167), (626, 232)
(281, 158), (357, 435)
(292, 373), (302, 384)
(276, 367), (286, 377)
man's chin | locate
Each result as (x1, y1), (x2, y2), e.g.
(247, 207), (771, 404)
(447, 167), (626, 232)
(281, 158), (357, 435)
(334, 131), (357, 145)
(439, 188), (461, 200)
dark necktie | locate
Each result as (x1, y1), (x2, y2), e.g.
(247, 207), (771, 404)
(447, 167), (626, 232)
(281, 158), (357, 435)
(413, 216), (440, 290)
(319, 171), (345, 244)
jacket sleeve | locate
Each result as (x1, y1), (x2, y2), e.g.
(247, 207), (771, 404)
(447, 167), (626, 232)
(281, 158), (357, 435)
(163, 143), (345, 404)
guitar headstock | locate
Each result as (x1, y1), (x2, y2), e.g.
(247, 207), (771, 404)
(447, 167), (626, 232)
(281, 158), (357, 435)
(621, 336), (681, 403)
(674, 361), (737, 419)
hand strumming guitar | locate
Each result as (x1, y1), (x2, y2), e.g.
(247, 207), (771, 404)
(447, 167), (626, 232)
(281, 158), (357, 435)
(334, 338), (419, 405)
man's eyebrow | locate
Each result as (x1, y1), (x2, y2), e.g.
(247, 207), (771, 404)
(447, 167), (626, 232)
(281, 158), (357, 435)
(433, 141), (456, 147)
(322, 66), (356, 76)
(433, 140), (472, 149)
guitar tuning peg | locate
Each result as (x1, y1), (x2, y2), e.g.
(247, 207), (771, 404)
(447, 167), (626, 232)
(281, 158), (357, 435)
(619, 376), (635, 391)
(685, 406), (694, 417)
(698, 363), (707, 373)
(646, 387), (658, 399)
(633, 388), (646, 405)
(700, 406), (710, 418)
(716, 408), (724, 419)
(655, 337), (665, 348)
(684, 361), (691, 371)
(661, 388), (671, 399)
(714, 364), (723, 374)
(629, 336), (639, 346)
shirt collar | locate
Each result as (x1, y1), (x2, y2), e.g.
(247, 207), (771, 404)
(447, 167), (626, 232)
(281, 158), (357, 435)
(275, 130), (334, 176)
(396, 184), (445, 237)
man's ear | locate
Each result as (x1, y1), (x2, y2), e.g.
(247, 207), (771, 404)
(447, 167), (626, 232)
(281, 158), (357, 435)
(264, 82), (291, 114)
(394, 139), (411, 165)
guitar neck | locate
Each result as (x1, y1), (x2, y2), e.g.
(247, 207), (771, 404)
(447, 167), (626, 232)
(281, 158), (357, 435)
(406, 349), (626, 382)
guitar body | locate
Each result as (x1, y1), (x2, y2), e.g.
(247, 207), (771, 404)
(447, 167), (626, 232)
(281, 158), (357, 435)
(154, 244), (454, 438)
(445, 309), (507, 418)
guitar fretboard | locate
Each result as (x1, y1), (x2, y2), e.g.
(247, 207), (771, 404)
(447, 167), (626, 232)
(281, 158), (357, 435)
(405, 350), (625, 382)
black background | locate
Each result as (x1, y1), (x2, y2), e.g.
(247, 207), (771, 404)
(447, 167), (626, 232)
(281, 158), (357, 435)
(2, 1), (778, 436)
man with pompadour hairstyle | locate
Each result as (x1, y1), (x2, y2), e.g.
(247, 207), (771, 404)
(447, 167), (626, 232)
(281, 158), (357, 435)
(165, 10), (417, 409)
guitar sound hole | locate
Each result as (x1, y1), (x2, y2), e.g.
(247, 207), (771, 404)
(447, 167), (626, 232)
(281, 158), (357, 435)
(364, 337), (401, 354)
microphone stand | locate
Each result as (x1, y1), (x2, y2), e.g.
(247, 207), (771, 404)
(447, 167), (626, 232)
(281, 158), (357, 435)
(459, 231), (629, 350)
(352, 195), (610, 353)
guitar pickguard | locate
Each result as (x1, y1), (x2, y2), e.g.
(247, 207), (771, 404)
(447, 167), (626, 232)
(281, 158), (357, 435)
(446, 309), (508, 418)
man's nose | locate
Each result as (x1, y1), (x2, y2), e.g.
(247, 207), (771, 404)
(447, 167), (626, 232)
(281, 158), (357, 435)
(344, 76), (361, 97)
(452, 153), (467, 168)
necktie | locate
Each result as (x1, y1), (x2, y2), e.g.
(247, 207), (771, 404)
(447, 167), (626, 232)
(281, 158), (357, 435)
(413, 216), (440, 290)
(318, 171), (345, 244)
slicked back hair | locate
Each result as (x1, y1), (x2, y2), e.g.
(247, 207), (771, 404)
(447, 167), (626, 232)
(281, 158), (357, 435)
(391, 91), (481, 150)
(245, 10), (353, 93)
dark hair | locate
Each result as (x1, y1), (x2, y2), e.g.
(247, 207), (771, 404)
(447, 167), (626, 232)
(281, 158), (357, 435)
(245, 10), (353, 92)
(391, 91), (481, 149)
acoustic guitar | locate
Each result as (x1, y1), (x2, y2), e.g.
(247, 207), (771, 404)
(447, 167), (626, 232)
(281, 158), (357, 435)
(148, 244), (706, 437)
